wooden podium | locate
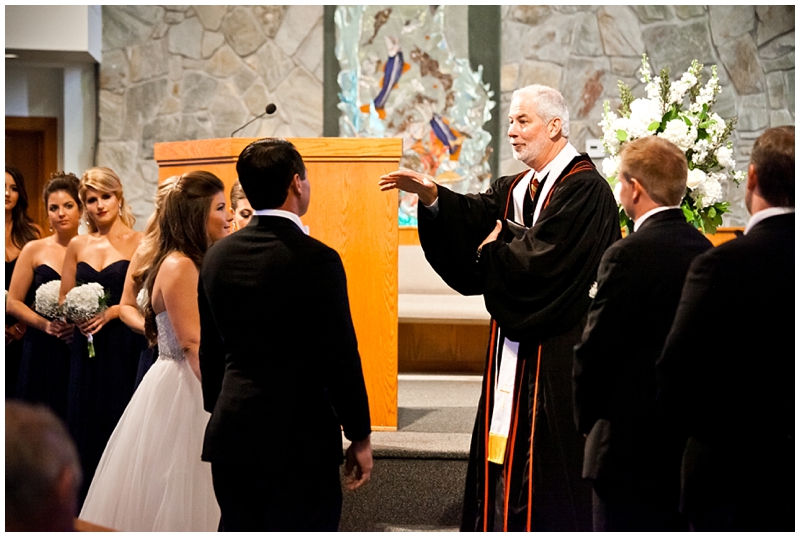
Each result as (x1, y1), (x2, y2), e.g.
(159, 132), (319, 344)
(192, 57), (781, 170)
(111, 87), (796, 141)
(154, 137), (403, 430)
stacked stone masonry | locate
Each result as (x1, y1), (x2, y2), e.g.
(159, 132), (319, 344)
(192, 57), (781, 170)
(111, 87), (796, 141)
(98, 5), (793, 228)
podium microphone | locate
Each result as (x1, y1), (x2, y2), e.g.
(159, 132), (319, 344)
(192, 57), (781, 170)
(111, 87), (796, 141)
(231, 103), (277, 137)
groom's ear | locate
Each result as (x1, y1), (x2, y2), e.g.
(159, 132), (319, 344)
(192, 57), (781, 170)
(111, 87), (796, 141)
(289, 173), (303, 195)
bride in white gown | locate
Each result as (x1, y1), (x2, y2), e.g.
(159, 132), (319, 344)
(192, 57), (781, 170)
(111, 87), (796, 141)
(79, 171), (232, 531)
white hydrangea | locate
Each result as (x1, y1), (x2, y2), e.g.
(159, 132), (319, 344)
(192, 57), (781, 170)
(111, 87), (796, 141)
(658, 118), (697, 153)
(63, 282), (107, 322)
(691, 173), (724, 208)
(687, 168), (707, 190)
(34, 280), (63, 320)
(628, 98), (662, 139)
(599, 110), (626, 155)
(692, 139), (711, 166)
(732, 169), (746, 185)
(602, 155), (620, 179)
(715, 145), (734, 169)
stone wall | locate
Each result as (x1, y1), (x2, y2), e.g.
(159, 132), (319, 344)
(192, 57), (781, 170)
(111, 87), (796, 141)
(97, 5), (323, 226)
(499, 5), (794, 226)
(97, 5), (793, 227)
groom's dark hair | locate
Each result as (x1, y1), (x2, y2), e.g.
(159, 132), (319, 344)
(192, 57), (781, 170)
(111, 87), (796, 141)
(236, 138), (306, 210)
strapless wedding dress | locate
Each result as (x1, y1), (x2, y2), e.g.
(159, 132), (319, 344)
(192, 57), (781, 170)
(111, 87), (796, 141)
(79, 312), (220, 531)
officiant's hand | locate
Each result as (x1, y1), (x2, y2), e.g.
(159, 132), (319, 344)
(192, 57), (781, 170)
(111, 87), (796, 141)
(344, 436), (373, 491)
(479, 220), (503, 249)
(379, 169), (439, 207)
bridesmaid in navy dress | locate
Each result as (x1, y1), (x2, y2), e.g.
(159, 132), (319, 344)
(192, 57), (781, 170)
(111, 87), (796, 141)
(5, 166), (42, 396)
(7, 173), (82, 420)
(59, 167), (145, 503)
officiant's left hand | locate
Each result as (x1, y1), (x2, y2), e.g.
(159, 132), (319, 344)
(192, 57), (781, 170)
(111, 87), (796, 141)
(479, 220), (503, 249)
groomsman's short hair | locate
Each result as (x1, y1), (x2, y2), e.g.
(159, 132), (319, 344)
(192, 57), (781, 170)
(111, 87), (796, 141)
(619, 136), (687, 207)
(751, 126), (794, 208)
(236, 138), (307, 210)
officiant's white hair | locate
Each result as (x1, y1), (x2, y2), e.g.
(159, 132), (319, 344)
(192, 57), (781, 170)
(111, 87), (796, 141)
(513, 84), (570, 139)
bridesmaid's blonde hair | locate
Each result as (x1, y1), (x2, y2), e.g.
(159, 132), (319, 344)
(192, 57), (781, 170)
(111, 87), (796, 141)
(79, 167), (136, 232)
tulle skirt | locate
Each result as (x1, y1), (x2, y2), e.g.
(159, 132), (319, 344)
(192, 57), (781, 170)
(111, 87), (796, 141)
(79, 356), (220, 531)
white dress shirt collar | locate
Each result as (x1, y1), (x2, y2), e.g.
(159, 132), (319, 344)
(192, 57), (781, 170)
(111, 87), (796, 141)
(633, 205), (681, 232)
(512, 142), (581, 226)
(253, 208), (309, 235)
(743, 206), (794, 235)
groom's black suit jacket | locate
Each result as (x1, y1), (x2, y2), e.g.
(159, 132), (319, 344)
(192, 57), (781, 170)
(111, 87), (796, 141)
(574, 209), (712, 489)
(198, 215), (371, 470)
(657, 213), (794, 531)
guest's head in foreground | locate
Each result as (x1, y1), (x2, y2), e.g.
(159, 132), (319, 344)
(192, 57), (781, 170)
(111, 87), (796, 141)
(139, 170), (230, 344)
(43, 172), (83, 238)
(6, 401), (82, 532)
(746, 125), (794, 215)
(617, 136), (688, 222)
(79, 167), (136, 233)
(5, 164), (41, 253)
(508, 84), (570, 170)
(230, 180), (253, 231)
(236, 138), (309, 216)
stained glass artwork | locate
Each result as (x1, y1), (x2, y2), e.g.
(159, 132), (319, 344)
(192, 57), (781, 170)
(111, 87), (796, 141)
(335, 6), (495, 226)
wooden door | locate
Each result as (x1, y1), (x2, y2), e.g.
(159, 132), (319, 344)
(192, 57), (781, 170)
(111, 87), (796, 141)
(5, 117), (58, 234)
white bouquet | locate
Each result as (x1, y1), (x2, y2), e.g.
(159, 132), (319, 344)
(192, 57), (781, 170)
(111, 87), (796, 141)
(63, 282), (109, 358)
(34, 279), (64, 320)
(599, 54), (744, 234)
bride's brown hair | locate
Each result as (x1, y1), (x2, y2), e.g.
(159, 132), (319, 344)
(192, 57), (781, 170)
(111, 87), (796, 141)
(138, 171), (224, 345)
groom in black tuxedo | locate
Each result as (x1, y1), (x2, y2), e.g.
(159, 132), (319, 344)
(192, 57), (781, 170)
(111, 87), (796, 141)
(657, 126), (795, 531)
(198, 138), (373, 531)
(573, 136), (712, 531)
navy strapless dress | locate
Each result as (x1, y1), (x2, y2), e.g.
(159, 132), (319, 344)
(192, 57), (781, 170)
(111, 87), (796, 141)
(16, 264), (72, 421)
(6, 257), (23, 398)
(66, 260), (147, 503)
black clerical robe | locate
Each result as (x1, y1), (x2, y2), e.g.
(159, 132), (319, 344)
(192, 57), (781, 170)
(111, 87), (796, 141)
(418, 155), (620, 531)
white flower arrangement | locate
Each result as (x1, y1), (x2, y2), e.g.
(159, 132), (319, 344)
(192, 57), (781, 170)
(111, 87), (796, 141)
(599, 54), (742, 234)
(588, 281), (598, 299)
(63, 282), (109, 358)
(34, 280), (64, 320)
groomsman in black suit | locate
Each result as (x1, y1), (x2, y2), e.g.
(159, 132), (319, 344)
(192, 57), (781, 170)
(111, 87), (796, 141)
(198, 138), (373, 531)
(657, 126), (795, 532)
(573, 136), (712, 531)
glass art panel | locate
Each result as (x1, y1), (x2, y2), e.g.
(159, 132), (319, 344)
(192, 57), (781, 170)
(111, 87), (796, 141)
(335, 6), (495, 226)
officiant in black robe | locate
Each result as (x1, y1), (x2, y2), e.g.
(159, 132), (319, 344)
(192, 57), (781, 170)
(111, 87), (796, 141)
(380, 85), (619, 531)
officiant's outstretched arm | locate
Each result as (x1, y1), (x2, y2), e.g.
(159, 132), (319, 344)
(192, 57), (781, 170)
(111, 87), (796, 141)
(199, 137), (372, 532)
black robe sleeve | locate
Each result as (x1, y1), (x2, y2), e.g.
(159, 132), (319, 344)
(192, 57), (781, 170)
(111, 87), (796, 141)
(478, 167), (620, 341)
(417, 178), (512, 296)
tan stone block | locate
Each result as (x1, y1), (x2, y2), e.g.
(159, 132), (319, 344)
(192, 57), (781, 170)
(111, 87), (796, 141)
(195, 5), (227, 31)
(501, 64), (519, 93)
(221, 7), (266, 57)
(597, 6), (644, 58)
(202, 30), (225, 59)
(275, 5), (323, 57)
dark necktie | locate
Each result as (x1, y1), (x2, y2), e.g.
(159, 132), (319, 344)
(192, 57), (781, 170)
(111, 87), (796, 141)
(522, 174), (541, 227)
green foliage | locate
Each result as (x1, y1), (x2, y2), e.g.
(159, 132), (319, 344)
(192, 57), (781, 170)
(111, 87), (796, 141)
(617, 81), (633, 115)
